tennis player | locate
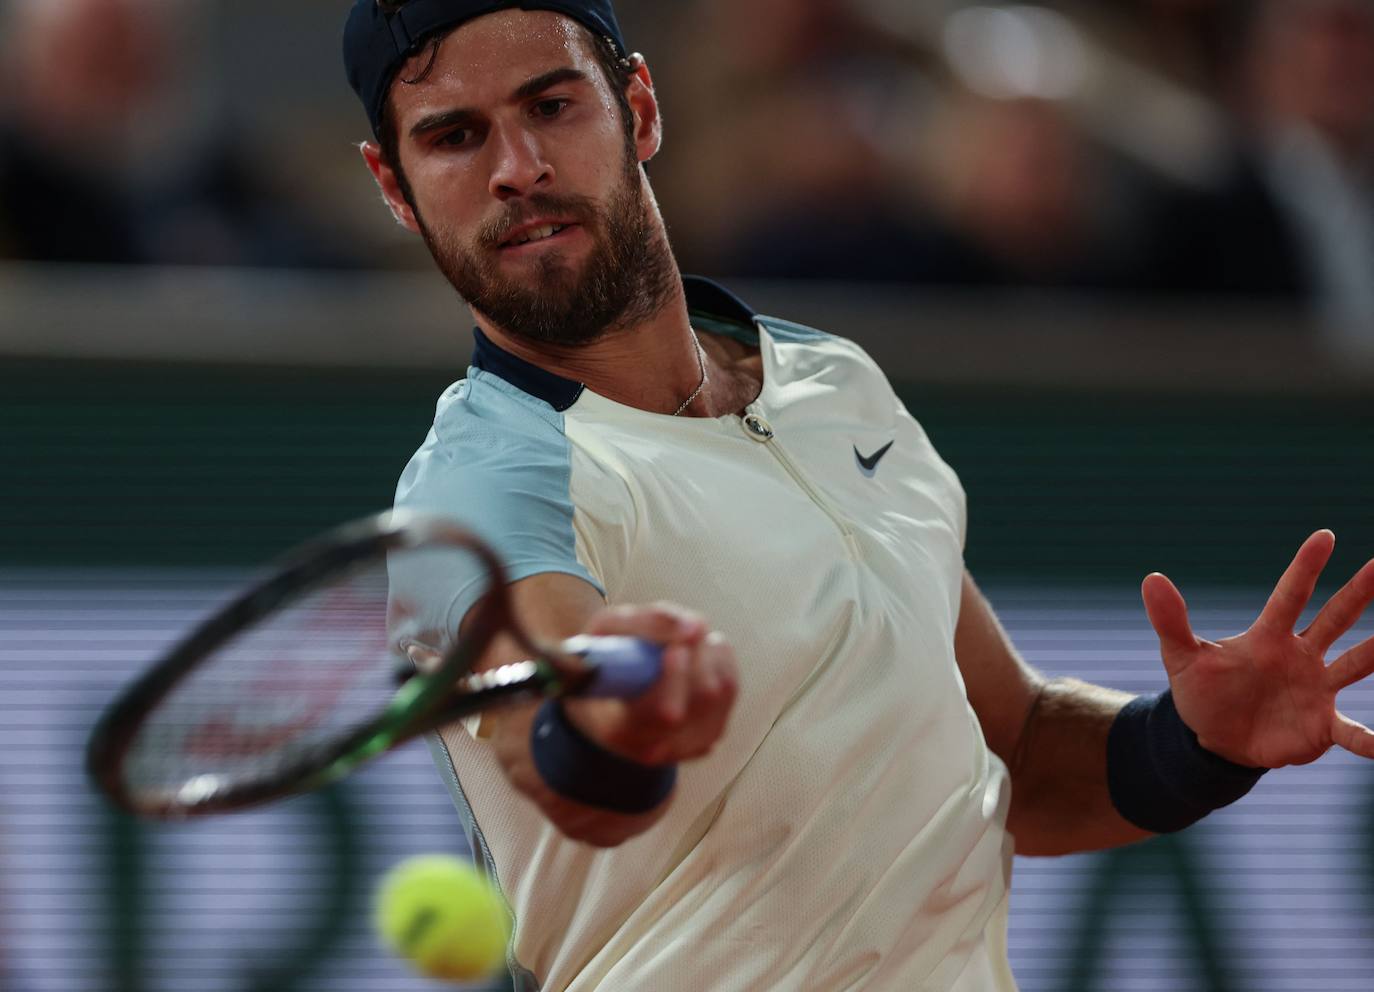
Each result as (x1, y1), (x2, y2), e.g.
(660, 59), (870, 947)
(342, 2), (1374, 989)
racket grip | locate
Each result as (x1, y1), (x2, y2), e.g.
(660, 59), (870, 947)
(560, 636), (662, 698)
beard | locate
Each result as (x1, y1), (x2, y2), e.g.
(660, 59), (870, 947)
(415, 154), (679, 348)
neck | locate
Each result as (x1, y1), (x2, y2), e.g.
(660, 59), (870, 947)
(473, 277), (710, 416)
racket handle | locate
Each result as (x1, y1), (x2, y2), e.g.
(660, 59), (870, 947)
(560, 636), (662, 698)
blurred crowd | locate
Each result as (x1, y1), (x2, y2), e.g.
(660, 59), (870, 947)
(649, 0), (1374, 338)
(1, 0), (1371, 337)
(0, 0), (359, 267)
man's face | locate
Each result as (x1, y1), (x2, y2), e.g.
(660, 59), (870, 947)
(380, 10), (672, 346)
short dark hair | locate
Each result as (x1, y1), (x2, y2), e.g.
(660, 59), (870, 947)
(377, 25), (637, 207)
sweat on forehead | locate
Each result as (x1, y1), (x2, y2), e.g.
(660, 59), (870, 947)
(381, 11), (631, 169)
(343, 0), (628, 141)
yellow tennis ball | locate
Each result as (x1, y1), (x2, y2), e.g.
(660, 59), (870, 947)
(375, 854), (510, 982)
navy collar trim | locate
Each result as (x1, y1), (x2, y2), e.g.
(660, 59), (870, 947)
(469, 276), (756, 413)
(471, 327), (585, 412)
(682, 274), (756, 325)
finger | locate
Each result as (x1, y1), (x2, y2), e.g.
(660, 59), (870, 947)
(1332, 711), (1374, 760)
(1326, 634), (1374, 691)
(689, 632), (738, 704)
(674, 636), (738, 759)
(584, 603), (706, 644)
(709, 634), (739, 703)
(687, 638), (722, 699)
(648, 643), (691, 724)
(1256, 530), (1335, 634)
(1303, 558), (1374, 653)
(1141, 573), (1199, 666)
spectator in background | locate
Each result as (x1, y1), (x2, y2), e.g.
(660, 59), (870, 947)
(1140, 0), (1374, 340)
(0, 0), (357, 267)
(1245, 0), (1374, 344)
(651, 0), (937, 281)
(714, 86), (1141, 290)
(931, 98), (1090, 282)
(896, 93), (1153, 291)
(654, 0), (1172, 292)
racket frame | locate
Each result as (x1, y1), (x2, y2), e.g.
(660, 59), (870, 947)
(87, 510), (580, 819)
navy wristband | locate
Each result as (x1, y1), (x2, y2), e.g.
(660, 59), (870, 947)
(1107, 688), (1266, 833)
(530, 700), (677, 815)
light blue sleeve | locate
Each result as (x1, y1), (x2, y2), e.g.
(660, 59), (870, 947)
(389, 374), (604, 645)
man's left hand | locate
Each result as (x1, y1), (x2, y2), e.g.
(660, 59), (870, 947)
(1142, 530), (1374, 768)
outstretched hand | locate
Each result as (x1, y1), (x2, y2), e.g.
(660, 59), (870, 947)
(1142, 531), (1374, 769)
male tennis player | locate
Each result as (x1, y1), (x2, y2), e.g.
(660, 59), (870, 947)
(343, 2), (1374, 989)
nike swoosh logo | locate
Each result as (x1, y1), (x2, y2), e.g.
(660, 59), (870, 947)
(854, 440), (894, 477)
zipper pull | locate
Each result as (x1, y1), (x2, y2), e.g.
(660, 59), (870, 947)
(742, 413), (774, 442)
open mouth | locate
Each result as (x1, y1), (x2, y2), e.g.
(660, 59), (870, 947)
(500, 223), (576, 249)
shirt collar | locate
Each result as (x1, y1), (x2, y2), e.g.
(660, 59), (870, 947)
(470, 275), (756, 412)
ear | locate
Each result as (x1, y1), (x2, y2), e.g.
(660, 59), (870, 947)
(624, 54), (662, 164)
(359, 141), (422, 235)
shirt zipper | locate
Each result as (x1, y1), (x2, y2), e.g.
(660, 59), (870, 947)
(740, 407), (860, 559)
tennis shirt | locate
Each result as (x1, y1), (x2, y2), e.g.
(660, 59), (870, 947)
(391, 277), (1017, 991)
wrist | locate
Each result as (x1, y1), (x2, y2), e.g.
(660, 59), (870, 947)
(1107, 688), (1267, 833)
(1194, 733), (1265, 770)
(561, 698), (635, 760)
(530, 700), (676, 816)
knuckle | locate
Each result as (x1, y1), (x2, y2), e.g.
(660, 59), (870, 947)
(648, 602), (707, 640)
(647, 601), (690, 626)
(653, 600), (701, 621)
(587, 604), (635, 632)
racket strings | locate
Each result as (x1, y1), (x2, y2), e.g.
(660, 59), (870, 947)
(120, 541), (489, 804)
(124, 566), (400, 791)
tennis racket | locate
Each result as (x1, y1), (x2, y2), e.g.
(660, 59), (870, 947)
(86, 510), (661, 820)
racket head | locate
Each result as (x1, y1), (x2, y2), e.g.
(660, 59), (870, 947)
(86, 510), (525, 819)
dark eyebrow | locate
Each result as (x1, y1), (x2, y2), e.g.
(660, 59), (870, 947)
(408, 67), (589, 141)
(514, 66), (587, 102)
(410, 108), (477, 140)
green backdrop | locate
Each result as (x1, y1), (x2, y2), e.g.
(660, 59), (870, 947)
(5, 358), (1370, 584)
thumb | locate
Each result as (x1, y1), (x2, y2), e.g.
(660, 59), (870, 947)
(1142, 572), (1199, 670)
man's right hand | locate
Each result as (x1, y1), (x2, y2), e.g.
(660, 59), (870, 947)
(563, 603), (739, 767)
(477, 575), (739, 847)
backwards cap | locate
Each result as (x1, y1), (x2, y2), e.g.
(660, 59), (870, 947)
(343, 0), (627, 141)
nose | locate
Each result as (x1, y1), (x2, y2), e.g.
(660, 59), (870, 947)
(487, 123), (553, 200)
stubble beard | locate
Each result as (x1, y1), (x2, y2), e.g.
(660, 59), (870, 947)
(416, 154), (679, 348)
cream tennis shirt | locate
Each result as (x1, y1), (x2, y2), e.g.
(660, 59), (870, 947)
(393, 278), (1017, 991)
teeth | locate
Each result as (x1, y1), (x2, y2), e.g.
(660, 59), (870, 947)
(509, 224), (565, 247)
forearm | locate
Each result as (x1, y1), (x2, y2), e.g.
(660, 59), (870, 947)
(1005, 678), (1152, 856)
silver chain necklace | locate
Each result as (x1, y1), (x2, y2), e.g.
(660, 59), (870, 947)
(672, 337), (709, 417)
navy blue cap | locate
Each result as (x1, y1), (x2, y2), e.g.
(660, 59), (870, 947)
(344, 0), (627, 141)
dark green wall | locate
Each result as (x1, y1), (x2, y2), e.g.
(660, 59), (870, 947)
(4, 359), (1370, 583)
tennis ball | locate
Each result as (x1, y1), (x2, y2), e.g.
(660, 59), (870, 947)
(375, 854), (510, 982)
